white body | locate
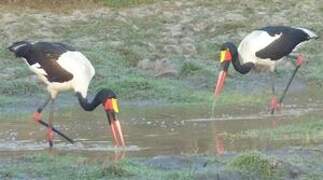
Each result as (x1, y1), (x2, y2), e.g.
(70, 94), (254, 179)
(237, 27), (317, 72)
(27, 51), (95, 99)
(238, 30), (283, 72)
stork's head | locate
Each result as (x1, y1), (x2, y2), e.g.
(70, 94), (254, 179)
(214, 42), (235, 96)
(8, 41), (31, 58)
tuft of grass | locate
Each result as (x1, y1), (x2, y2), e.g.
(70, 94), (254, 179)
(179, 62), (202, 77)
(101, 161), (134, 177)
(227, 151), (275, 178)
(117, 47), (143, 67)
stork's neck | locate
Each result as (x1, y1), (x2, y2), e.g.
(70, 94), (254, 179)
(76, 89), (117, 111)
(227, 43), (254, 74)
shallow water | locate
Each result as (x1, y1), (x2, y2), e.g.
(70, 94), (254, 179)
(1, 97), (323, 160)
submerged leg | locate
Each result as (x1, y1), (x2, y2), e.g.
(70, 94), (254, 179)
(278, 55), (303, 105)
(270, 71), (280, 114)
(32, 96), (74, 144)
(32, 96), (54, 147)
(271, 55), (304, 114)
(47, 99), (55, 148)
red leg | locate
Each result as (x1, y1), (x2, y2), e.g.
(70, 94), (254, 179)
(47, 127), (54, 147)
(32, 97), (50, 122)
(270, 72), (281, 114)
(32, 97), (54, 147)
(33, 112), (42, 122)
(296, 54), (304, 66)
(273, 54), (303, 114)
(270, 96), (281, 114)
(47, 100), (55, 148)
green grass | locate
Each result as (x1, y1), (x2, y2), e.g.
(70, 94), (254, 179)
(225, 116), (323, 143)
(0, 153), (194, 179)
(1, 150), (323, 179)
(179, 62), (203, 77)
(99, 0), (158, 8)
(227, 152), (274, 178)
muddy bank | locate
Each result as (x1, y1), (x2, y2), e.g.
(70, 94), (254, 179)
(139, 147), (315, 179)
(1, 146), (323, 179)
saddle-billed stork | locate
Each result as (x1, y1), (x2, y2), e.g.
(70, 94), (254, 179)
(214, 26), (318, 113)
(8, 41), (126, 147)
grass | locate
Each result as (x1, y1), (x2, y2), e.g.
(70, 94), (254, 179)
(2, 151), (320, 179)
(228, 151), (276, 178)
(99, 0), (158, 8)
(179, 62), (203, 77)
(0, 0), (322, 108)
(224, 116), (323, 143)
(0, 153), (194, 179)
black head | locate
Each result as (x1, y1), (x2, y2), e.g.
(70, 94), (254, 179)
(8, 41), (32, 57)
(220, 42), (238, 57)
(218, 42), (238, 72)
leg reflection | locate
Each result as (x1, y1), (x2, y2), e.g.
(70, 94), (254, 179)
(212, 124), (225, 156)
(113, 151), (126, 161)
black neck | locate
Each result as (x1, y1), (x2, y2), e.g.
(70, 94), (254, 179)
(76, 89), (117, 111)
(226, 43), (254, 74)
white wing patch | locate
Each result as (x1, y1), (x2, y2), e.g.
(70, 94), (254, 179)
(296, 27), (318, 39)
(238, 30), (282, 64)
(29, 63), (48, 76)
(238, 30), (283, 72)
(11, 43), (28, 52)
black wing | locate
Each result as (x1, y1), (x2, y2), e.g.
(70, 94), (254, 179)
(255, 26), (309, 60)
(24, 42), (75, 83)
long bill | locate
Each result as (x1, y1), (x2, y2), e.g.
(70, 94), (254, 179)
(214, 48), (232, 97)
(214, 70), (228, 97)
(104, 98), (126, 147)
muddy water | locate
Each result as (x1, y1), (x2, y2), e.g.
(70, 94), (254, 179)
(1, 98), (323, 159)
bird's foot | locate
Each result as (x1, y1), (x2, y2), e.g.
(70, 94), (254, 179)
(32, 112), (42, 122)
(296, 54), (304, 66)
(270, 96), (281, 114)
